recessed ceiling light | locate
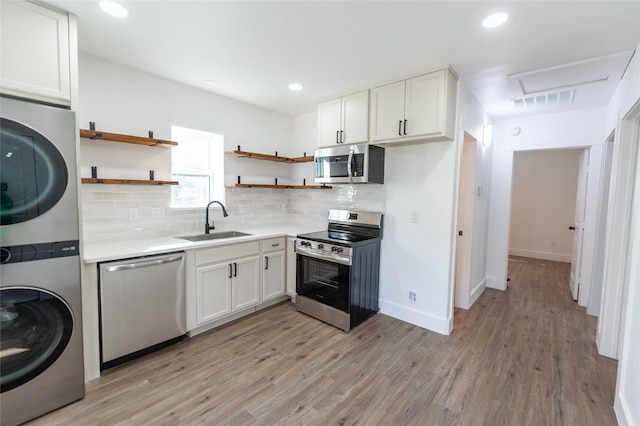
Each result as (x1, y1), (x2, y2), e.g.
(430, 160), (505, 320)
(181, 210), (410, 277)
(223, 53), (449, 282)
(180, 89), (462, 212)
(289, 83), (303, 91)
(203, 80), (220, 87)
(100, 1), (128, 18)
(482, 12), (508, 28)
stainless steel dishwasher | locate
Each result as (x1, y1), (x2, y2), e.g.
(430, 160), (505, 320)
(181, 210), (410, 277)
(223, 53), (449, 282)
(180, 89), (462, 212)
(99, 251), (186, 370)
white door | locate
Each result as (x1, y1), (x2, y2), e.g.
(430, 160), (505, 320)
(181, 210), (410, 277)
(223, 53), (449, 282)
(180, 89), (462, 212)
(570, 149), (589, 300)
(455, 133), (477, 309)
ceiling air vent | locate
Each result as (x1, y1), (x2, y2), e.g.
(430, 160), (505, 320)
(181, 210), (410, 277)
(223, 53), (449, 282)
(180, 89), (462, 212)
(512, 89), (575, 109)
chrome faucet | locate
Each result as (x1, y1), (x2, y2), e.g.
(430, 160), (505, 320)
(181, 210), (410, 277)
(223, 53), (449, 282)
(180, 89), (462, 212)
(205, 200), (228, 234)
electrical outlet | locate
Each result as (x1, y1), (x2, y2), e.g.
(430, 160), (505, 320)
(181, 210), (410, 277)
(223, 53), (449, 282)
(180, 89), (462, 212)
(152, 207), (165, 218)
(129, 208), (138, 221)
(410, 211), (419, 223)
(239, 205), (245, 214)
(550, 240), (557, 248)
(408, 290), (417, 303)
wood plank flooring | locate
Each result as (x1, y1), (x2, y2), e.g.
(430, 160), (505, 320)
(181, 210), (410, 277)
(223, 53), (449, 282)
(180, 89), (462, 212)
(27, 257), (618, 425)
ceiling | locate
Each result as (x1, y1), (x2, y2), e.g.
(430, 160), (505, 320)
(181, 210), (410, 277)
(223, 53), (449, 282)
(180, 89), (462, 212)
(43, 1), (640, 119)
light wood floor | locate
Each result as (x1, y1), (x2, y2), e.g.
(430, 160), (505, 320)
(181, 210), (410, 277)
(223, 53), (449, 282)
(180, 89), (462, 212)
(28, 257), (618, 425)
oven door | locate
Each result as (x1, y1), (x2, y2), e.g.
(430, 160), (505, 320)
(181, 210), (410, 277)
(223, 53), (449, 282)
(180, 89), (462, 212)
(296, 253), (350, 312)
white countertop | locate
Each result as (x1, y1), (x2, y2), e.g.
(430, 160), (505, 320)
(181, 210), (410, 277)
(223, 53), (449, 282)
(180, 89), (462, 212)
(82, 225), (319, 263)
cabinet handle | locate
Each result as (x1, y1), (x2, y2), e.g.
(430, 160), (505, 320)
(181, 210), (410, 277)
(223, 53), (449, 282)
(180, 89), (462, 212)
(336, 130), (340, 144)
(398, 120), (402, 136)
(404, 119), (407, 135)
(233, 262), (237, 277)
(228, 263), (232, 278)
(271, 243), (280, 247)
(340, 130), (344, 143)
(265, 256), (269, 270)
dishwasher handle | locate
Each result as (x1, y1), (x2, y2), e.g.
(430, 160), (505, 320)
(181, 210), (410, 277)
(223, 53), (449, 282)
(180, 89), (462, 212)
(104, 255), (183, 272)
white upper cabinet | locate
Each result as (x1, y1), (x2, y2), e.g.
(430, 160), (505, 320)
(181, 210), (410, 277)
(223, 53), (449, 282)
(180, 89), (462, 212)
(318, 90), (369, 147)
(370, 68), (458, 144)
(0, 1), (71, 106)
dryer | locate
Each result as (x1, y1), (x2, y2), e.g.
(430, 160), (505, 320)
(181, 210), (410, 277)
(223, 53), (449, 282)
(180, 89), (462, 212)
(1, 97), (84, 426)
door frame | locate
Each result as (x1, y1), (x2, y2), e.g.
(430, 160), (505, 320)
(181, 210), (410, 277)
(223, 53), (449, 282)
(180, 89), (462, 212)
(612, 100), (640, 424)
(597, 99), (640, 359)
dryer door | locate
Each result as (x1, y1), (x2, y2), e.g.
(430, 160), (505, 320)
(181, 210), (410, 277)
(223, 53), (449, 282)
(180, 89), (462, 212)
(0, 287), (74, 393)
(0, 118), (69, 225)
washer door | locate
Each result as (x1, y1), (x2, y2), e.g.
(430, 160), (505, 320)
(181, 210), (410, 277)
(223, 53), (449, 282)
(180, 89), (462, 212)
(0, 287), (74, 393)
(0, 118), (69, 225)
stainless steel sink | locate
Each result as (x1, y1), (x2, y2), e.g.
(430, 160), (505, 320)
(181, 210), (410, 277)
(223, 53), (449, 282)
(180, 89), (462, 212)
(176, 231), (252, 241)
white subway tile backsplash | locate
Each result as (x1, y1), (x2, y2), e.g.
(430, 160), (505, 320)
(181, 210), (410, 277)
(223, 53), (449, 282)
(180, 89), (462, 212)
(81, 183), (386, 243)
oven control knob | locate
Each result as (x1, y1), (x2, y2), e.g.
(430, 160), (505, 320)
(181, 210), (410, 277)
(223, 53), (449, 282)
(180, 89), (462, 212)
(317, 244), (324, 249)
(301, 241), (311, 247)
(331, 246), (343, 253)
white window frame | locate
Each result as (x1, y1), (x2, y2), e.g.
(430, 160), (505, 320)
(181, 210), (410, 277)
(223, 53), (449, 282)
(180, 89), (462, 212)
(170, 125), (224, 209)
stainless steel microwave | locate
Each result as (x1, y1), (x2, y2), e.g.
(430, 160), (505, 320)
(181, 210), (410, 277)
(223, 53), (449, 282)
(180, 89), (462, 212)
(314, 143), (384, 184)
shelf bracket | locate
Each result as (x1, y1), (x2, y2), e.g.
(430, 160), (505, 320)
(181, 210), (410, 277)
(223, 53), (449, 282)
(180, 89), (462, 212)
(90, 132), (103, 140)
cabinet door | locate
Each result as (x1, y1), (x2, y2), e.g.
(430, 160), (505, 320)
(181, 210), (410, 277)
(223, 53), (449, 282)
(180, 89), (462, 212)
(232, 255), (260, 311)
(196, 262), (232, 325)
(286, 237), (297, 297)
(341, 91), (369, 144)
(0, 1), (71, 106)
(317, 98), (342, 147)
(404, 71), (444, 138)
(263, 251), (286, 302)
(369, 80), (406, 142)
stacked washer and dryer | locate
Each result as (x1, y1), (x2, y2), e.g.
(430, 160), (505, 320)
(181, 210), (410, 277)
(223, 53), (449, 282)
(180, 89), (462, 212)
(0, 97), (84, 425)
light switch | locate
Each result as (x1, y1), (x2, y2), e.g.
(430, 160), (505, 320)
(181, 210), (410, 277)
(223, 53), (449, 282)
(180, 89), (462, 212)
(410, 211), (419, 223)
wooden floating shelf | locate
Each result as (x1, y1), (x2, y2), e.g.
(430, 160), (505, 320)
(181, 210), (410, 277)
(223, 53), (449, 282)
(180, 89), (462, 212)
(80, 129), (178, 148)
(226, 150), (313, 163)
(232, 183), (331, 190)
(82, 178), (179, 186)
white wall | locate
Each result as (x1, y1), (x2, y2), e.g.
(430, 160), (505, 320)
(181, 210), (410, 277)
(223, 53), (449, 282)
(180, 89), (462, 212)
(486, 108), (607, 292)
(78, 53), (296, 242)
(509, 149), (581, 262)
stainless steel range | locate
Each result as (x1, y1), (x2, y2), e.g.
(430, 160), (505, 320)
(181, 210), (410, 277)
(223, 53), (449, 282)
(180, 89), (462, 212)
(295, 209), (383, 331)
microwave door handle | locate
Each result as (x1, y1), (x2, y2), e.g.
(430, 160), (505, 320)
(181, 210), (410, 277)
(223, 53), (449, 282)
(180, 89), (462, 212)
(347, 149), (354, 181)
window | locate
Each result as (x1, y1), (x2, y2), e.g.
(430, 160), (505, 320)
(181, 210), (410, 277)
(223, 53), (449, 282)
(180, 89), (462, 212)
(171, 125), (224, 208)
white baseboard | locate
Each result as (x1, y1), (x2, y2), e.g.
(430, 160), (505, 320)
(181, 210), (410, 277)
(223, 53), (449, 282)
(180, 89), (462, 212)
(486, 275), (506, 290)
(615, 393), (633, 426)
(379, 299), (452, 335)
(469, 278), (486, 307)
(509, 248), (571, 263)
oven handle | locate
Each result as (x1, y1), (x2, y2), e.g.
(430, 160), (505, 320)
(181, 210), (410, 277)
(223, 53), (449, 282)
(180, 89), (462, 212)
(296, 247), (352, 266)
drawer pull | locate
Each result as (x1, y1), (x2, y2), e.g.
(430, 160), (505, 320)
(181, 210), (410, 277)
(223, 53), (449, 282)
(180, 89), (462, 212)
(271, 243), (280, 247)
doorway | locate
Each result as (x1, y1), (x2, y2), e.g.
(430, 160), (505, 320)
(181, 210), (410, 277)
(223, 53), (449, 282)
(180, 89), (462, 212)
(508, 149), (583, 276)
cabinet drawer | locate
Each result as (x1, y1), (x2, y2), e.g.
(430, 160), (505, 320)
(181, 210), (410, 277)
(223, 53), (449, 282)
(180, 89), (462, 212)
(196, 241), (260, 265)
(261, 237), (285, 253)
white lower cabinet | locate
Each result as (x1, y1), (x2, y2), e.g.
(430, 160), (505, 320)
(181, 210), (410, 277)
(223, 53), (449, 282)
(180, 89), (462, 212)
(192, 241), (260, 327)
(187, 236), (294, 333)
(262, 238), (286, 302)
